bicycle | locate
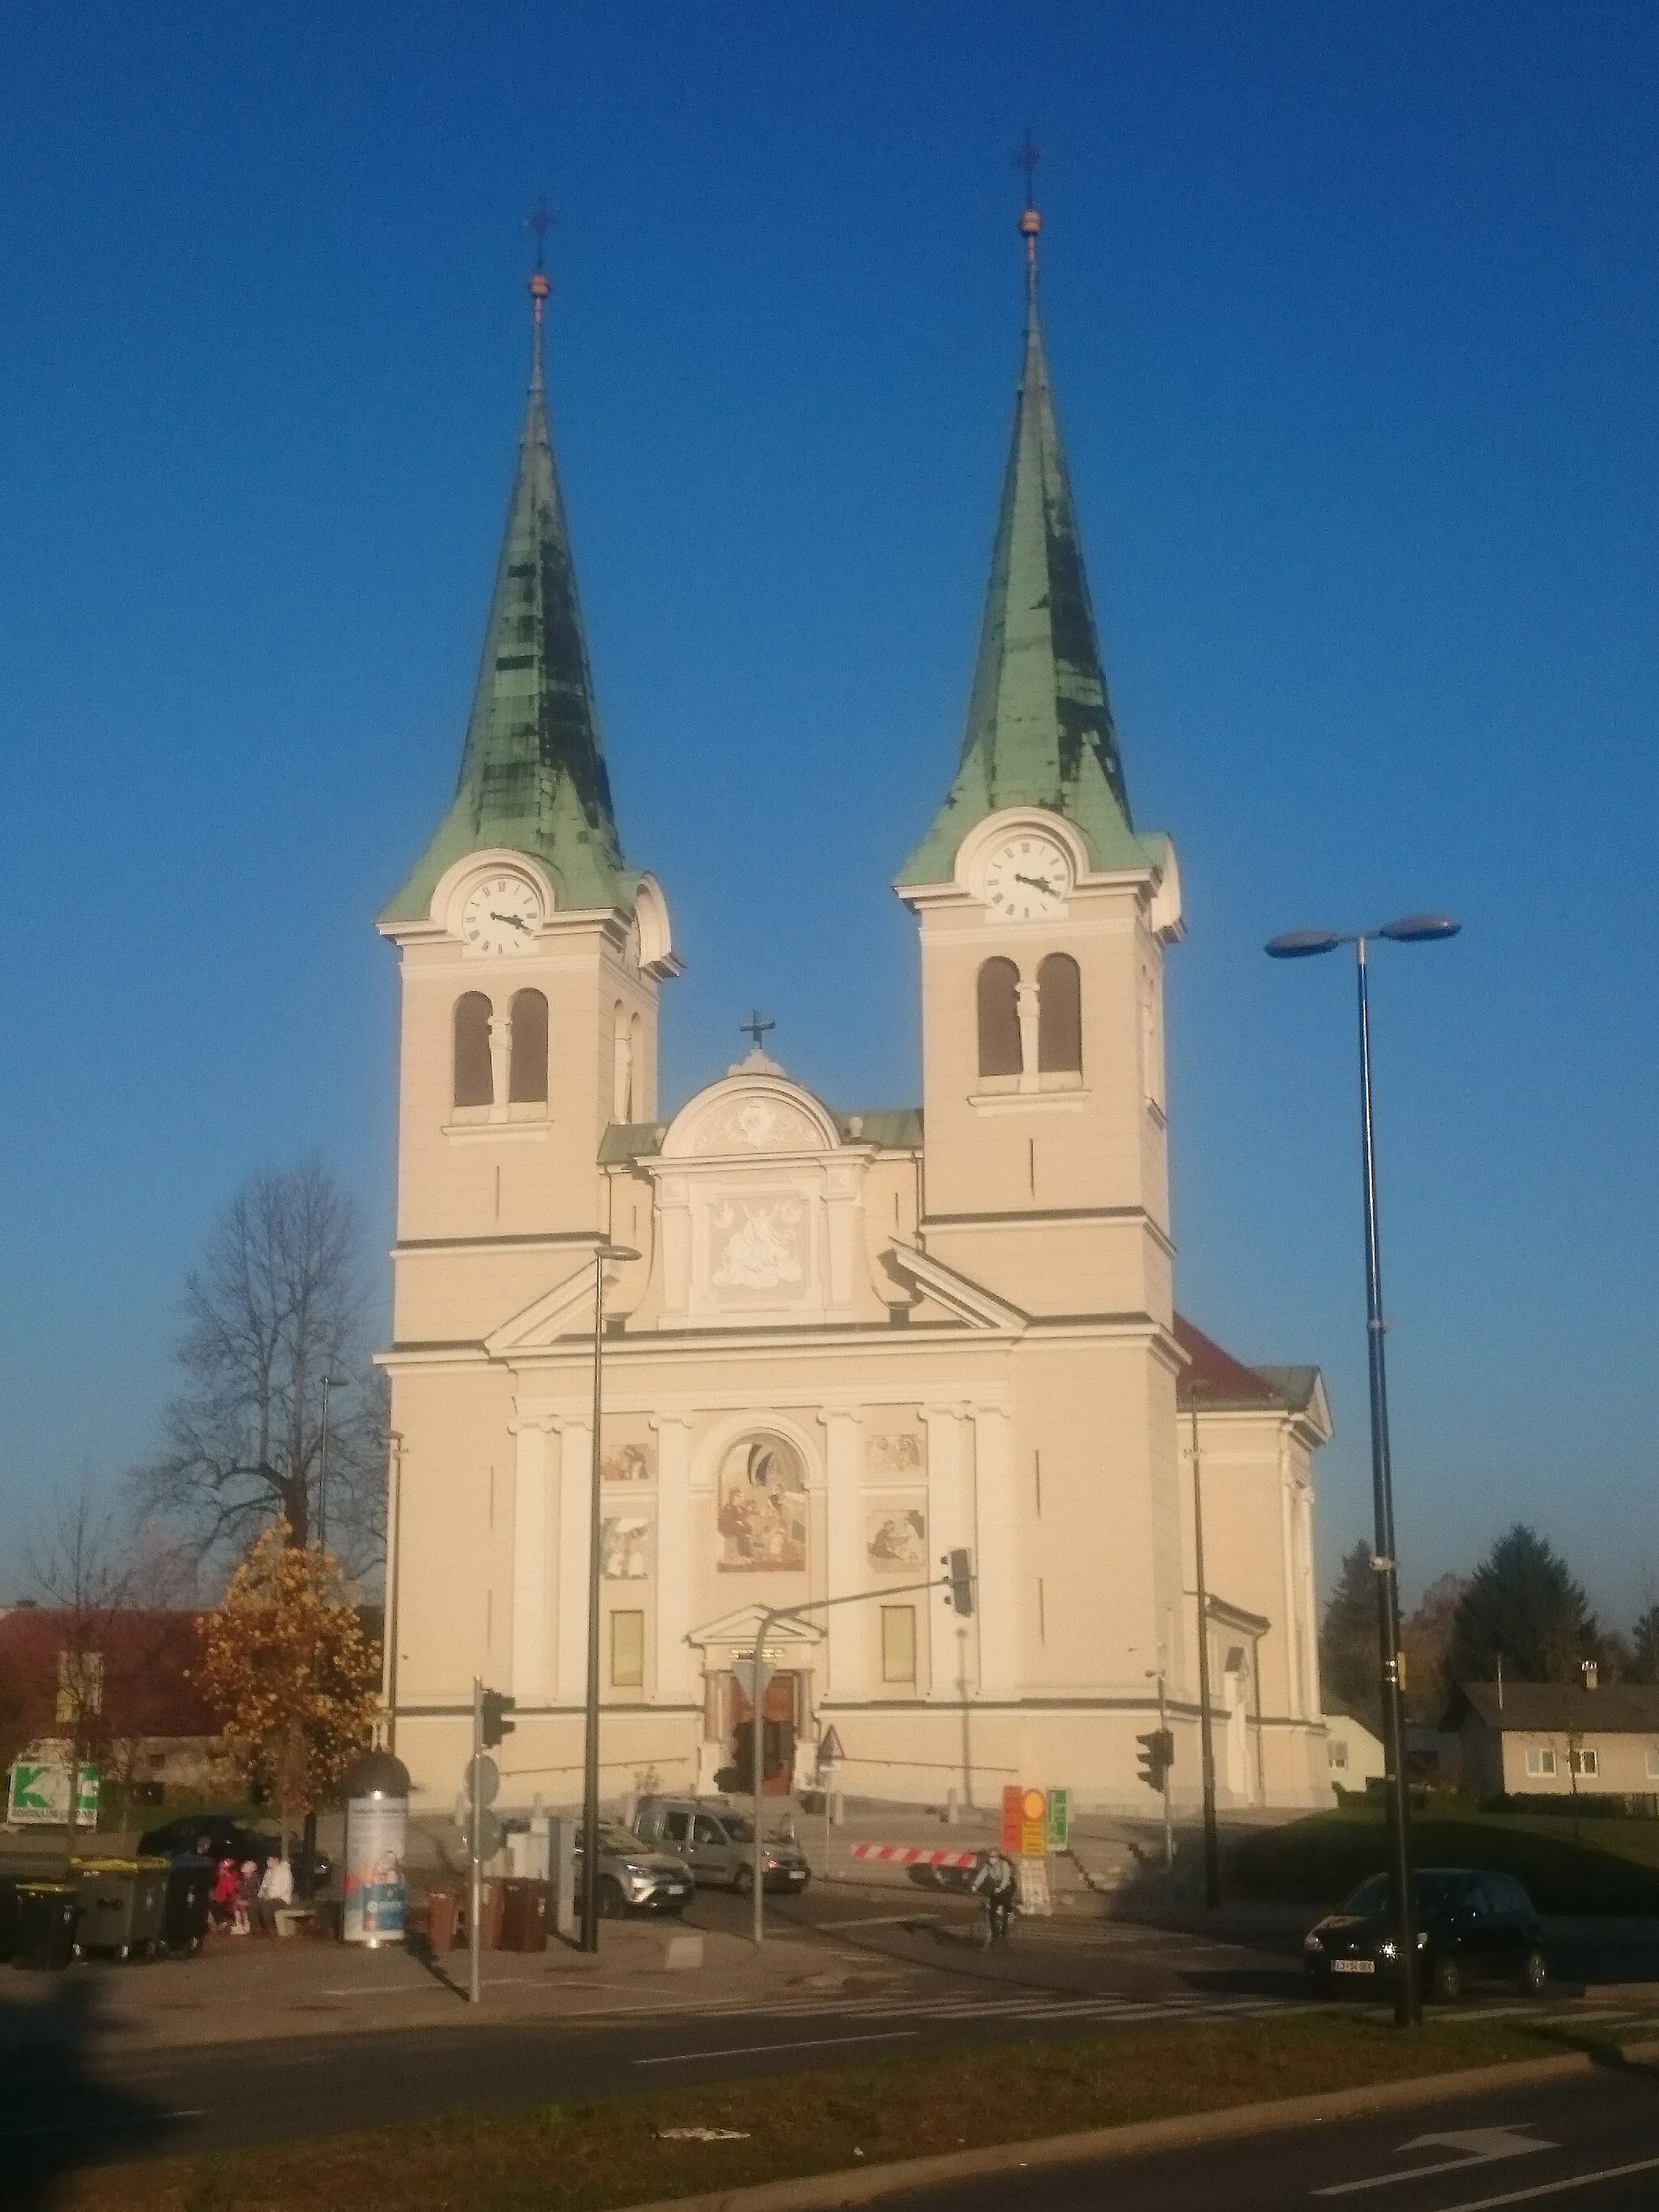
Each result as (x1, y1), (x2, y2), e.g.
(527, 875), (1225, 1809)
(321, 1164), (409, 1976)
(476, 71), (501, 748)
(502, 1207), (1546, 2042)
(972, 1894), (1020, 1950)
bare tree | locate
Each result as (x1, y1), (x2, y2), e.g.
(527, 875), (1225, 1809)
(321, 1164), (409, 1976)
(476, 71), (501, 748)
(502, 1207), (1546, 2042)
(24, 1481), (140, 1848)
(133, 1156), (386, 1580)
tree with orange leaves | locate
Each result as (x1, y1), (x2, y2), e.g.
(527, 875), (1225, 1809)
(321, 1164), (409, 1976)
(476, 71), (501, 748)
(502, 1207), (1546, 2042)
(198, 1521), (378, 1848)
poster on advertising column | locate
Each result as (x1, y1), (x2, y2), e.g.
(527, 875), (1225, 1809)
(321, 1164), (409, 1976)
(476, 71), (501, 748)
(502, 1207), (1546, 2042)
(1000, 1784), (1022, 1854)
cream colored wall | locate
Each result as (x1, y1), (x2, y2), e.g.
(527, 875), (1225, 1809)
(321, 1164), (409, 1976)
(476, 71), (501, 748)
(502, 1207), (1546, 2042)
(1497, 1728), (1659, 1796)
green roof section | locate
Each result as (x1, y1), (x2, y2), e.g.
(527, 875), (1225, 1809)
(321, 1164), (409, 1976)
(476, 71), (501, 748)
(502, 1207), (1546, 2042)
(597, 1106), (923, 1165)
(382, 279), (634, 923)
(899, 227), (1162, 886)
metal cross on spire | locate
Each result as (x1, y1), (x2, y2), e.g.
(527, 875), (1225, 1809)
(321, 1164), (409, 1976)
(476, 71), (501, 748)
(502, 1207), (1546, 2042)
(740, 1010), (775, 1051)
(526, 194), (554, 271)
(1014, 128), (1042, 211)
(1013, 130), (1043, 279)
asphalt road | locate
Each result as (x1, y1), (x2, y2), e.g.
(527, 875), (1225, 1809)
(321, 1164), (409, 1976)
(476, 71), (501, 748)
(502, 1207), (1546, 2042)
(1, 1882), (1648, 2189)
(894, 2068), (1659, 2212)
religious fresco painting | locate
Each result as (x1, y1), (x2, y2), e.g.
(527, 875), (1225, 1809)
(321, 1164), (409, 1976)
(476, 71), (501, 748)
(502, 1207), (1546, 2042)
(601, 1435), (655, 1485)
(866, 1507), (926, 1576)
(716, 1434), (808, 1571)
(600, 1515), (651, 1580)
(864, 1427), (925, 1478)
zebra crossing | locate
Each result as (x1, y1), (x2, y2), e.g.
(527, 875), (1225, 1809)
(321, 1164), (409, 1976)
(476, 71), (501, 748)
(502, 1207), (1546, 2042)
(565, 1978), (1300, 2033)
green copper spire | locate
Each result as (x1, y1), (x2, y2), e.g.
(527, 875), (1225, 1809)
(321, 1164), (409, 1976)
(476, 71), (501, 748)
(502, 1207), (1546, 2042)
(899, 209), (1158, 884)
(382, 270), (634, 922)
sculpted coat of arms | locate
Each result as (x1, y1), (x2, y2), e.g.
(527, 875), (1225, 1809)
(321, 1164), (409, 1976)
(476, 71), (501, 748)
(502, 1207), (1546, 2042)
(710, 1200), (805, 1292)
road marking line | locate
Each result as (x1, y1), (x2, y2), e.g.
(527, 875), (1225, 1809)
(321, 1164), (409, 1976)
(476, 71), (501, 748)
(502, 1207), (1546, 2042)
(1316, 2127), (1555, 2197)
(633, 2030), (919, 2065)
(1410, 2151), (1659, 2211)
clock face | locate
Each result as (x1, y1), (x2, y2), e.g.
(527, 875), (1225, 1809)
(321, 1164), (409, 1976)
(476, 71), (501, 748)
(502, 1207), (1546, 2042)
(983, 833), (1071, 921)
(459, 874), (543, 955)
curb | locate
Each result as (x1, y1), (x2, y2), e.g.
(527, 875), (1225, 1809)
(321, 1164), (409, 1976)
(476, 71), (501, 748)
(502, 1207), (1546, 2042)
(615, 2048), (1621, 2212)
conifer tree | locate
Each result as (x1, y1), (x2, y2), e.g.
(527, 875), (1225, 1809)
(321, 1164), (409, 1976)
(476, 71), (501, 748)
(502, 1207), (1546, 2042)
(1447, 1524), (1599, 1686)
(1320, 1541), (1380, 1731)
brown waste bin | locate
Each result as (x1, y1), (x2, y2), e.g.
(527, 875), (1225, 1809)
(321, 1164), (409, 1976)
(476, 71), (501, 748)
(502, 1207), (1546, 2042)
(424, 1887), (462, 1952)
(476, 1877), (506, 1951)
(499, 1878), (548, 1953)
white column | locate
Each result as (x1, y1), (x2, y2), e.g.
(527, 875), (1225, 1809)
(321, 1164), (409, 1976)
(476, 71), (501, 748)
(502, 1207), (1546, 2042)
(652, 1416), (694, 1702)
(555, 1416), (594, 1703)
(821, 1409), (864, 1695)
(510, 1413), (556, 1703)
(1277, 1438), (1301, 1718)
(921, 1406), (976, 1695)
(971, 1406), (1018, 1694)
(824, 1165), (862, 1317)
(1298, 1486), (1321, 1716)
(488, 1004), (511, 1122)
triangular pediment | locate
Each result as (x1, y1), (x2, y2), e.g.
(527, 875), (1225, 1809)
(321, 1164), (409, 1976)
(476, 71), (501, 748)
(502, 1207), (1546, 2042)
(484, 1261), (596, 1358)
(885, 1242), (1028, 1332)
(686, 1602), (827, 1652)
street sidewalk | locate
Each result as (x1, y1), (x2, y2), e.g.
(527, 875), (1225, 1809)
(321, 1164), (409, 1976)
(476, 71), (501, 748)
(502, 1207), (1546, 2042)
(0, 1915), (913, 2062)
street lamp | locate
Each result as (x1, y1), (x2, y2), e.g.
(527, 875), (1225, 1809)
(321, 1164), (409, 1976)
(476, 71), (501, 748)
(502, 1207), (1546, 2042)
(1188, 1387), (1222, 1909)
(1266, 910), (1459, 2027)
(318, 1375), (342, 1554)
(580, 1242), (640, 1954)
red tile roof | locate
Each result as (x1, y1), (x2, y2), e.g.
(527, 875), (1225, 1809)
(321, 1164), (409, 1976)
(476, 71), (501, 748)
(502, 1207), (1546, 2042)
(1174, 1313), (1285, 1407)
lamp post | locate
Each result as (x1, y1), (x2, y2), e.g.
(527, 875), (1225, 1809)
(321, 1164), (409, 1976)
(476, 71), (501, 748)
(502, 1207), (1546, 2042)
(580, 1242), (640, 1954)
(1266, 912), (1459, 2027)
(318, 1374), (341, 1554)
(1188, 1390), (1222, 1909)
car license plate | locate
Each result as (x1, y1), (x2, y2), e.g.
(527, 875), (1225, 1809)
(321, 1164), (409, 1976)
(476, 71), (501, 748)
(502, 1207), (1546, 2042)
(665, 1884), (687, 1894)
(1332, 1958), (1375, 1975)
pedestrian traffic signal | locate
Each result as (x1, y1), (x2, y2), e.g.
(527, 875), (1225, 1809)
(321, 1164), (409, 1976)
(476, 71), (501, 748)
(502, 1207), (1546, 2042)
(1137, 1728), (1175, 1792)
(942, 1548), (975, 1617)
(481, 1688), (517, 1748)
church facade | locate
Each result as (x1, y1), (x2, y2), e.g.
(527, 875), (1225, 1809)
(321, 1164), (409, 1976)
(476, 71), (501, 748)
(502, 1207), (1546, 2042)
(377, 230), (1331, 1816)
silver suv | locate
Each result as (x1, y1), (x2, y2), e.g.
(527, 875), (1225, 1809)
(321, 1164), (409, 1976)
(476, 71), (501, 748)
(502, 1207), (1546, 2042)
(574, 1822), (695, 1917)
(634, 1797), (811, 1894)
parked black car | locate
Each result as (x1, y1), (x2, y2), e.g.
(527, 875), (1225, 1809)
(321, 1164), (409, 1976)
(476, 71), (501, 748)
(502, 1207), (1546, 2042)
(1304, 1868), (1546, 2001)
(137, 1815), (333, 1890)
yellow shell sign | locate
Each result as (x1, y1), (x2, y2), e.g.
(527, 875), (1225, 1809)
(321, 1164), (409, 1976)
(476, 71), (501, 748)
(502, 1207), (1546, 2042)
(1020, 1787), (1047, 1857)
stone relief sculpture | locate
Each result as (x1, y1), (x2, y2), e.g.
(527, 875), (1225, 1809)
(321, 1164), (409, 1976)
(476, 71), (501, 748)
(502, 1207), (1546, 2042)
(717, 1435), (808, 1572)
(711, 1200), (805, 1292)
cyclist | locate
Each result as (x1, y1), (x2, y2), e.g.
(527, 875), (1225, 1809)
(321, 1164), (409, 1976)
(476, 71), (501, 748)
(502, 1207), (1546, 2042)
(969, 1846), (1020, 1941)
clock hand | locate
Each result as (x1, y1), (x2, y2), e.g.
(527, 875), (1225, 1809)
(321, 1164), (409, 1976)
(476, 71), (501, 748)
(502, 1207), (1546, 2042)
(1013, 872), (1059, 896)
(489, 910), (531, 931)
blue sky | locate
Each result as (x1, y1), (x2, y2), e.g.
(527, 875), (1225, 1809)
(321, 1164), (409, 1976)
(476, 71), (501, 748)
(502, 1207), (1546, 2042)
(2, 2), (1654, 1630)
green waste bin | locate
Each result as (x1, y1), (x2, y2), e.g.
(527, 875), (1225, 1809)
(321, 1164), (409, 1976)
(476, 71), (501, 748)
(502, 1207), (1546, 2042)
(72, 1858), (169, 1960)
(14, 1883), (78, 1971)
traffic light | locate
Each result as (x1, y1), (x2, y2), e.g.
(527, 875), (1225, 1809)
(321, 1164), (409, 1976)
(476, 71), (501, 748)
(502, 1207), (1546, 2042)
(942, 1547), (975, 1617)
(1137, 1728), (1175, 1792)
(481, 1688), (517, 1748)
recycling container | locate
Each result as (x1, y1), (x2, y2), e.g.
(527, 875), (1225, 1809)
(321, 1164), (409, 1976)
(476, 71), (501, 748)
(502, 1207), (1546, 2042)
(0, 1876), (19, 1961)
(498, 1877), (548, 1953)
(469, 1875), (505, 1951)
(160, 1856), (212, 1954)
(73, 1859), (168, 1960)
(14, 1883), (78, 1971)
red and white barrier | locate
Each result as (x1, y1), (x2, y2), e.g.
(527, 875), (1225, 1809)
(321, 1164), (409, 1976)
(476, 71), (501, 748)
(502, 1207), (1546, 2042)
(849, 1844), (979, 1868)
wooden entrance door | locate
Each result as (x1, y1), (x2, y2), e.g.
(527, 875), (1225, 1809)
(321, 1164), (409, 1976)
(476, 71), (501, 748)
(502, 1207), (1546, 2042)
(730, 1671), (797, 1795)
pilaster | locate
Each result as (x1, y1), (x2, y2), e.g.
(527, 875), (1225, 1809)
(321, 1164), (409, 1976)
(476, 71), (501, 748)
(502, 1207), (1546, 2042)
(920, 1404), (977, 1695)
(651, 1415), (694, 1701)
(971, 1404), (1017, 1694)
(555, 1416), (594, 1702)
(821, 1409), (865, 1695)
(510, 1409), (557, 1702)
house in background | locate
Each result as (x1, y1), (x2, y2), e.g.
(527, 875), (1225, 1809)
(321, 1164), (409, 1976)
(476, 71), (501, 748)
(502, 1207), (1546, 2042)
(1445, 1678), (1659, 1804)
(1322, 1711), (1386, 1799)
(0, 1607), (234, 1808)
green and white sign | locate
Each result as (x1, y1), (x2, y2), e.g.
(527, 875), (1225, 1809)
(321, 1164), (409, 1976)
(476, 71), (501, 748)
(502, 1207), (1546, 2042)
(6, 1760), (99, 1828)
(1046, 1786), (1070, 1852)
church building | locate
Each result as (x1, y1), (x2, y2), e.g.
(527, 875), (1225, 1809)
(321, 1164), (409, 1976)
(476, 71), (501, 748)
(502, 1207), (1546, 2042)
(376, 215), (1332, 1814)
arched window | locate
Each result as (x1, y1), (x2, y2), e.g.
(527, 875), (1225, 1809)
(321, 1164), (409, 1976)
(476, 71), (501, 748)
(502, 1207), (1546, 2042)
(612, 1002), (633, 1121)
(977, 958), (1022, 1078)
(629, 1012), (644, 1118)
(508, 989), (548, 1104)
(453, 992), (493, 1108)
(1037, 953), (1081, 1074)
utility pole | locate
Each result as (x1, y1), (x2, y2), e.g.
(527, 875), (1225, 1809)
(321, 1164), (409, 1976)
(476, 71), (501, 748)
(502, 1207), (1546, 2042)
(468, 1675), (483, 2005)
(1158, 1673), (1174, 1873)
(1191, 1396), (1222, 1908)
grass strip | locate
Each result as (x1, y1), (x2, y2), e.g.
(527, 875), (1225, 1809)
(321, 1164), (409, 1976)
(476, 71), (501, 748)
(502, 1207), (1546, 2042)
(43, 2012), (1607, 2212)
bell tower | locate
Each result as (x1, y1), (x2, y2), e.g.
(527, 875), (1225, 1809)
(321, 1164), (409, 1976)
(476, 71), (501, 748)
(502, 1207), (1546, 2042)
(895, 203), (1183, 1325)
(377, 262), (678, 1340)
